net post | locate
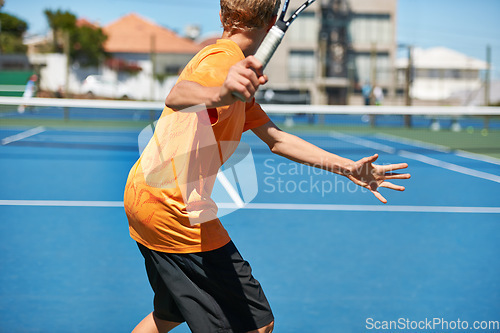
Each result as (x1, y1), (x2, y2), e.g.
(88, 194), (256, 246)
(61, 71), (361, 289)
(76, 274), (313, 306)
(369, 114), (376, 128)
(404, 45), (413, 129)
(484, 115), (490, 131)
(318, 114), (325, 126)
(64, 106), (70, 122)
(404, 115), (412, 128)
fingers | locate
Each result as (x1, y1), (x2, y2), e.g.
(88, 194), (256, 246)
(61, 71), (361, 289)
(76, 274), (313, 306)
(384, 172), (411, 180)
(371, 190), (387, 204)
(235, 68), (260, 95)
(243, 55), (264, 76)
(349, 156), (410, 204)
(352, 154), (379, 176)
(237, 56), (266, 91)
(259, 74), (269, 85)
(368, 180), (404, 204)
(380, 163), (409, 173)
(358, 154), (378, 165)
(227, 56), (267, 102)
(226, 72), (257, 102)
(380, 181), (405, 191)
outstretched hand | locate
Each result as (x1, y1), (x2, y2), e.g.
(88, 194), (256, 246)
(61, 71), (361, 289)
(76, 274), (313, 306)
(346, 154), (410, 203)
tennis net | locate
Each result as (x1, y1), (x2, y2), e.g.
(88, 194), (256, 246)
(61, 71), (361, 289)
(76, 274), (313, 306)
(1, 97), (499, 158)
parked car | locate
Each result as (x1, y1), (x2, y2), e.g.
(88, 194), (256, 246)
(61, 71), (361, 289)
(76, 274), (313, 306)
(81, 75), (130, 99)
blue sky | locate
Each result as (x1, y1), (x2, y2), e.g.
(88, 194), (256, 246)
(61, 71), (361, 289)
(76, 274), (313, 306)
(3, 0), (500, 78)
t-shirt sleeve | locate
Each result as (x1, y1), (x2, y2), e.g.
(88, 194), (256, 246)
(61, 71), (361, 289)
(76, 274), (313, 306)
(184, 51), (236, 87)
(243, 98), (270, 132)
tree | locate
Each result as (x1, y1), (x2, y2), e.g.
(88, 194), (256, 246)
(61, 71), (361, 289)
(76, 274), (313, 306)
(44, 9), (76, 53)
(71, 25), (108, 67)
(44, 9), (107, 67)
(0, 12), (28, 53)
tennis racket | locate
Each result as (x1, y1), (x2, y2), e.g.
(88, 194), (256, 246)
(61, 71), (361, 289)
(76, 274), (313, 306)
(233, 0), (317, 101)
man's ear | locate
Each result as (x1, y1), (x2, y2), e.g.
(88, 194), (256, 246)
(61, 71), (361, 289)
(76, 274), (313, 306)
(220, 10), (223, 25)
(266, 15), (277, 32)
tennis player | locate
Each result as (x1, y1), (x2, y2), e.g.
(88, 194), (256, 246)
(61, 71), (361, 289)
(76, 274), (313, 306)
(17, 74), (38, 114)
(124, 0), (410, 332)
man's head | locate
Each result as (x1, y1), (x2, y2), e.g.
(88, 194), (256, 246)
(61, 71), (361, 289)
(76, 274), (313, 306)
(220, 0), (281, 33)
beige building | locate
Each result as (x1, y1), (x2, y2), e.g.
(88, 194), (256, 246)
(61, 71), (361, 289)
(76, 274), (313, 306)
(261, 0), (398, 105)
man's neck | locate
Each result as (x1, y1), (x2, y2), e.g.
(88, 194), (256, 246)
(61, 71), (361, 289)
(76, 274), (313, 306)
(221, 29), (267, 57)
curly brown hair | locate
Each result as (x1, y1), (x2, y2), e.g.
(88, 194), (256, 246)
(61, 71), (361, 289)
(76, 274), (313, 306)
(220, 0), (281, 32)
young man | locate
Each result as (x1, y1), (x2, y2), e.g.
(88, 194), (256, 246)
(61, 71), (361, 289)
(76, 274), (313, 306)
(124, 0), (410, 332)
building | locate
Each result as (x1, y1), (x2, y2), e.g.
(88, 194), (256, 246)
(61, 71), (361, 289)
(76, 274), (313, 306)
(396, 47), (488, 103)
(22, 13), (202, 100)
(262, 0), (398, 105)
(103, 13), (202, 77)
(95, 13), (204, 99)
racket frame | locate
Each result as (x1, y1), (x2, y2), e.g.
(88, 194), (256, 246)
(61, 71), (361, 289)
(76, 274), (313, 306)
(232, 0), (317, 101)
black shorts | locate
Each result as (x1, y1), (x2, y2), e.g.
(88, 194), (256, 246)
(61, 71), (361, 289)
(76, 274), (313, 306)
(137, 241), (274, 333)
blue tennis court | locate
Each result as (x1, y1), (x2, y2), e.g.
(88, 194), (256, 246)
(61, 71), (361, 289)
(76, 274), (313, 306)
(1, 119), (499, 332)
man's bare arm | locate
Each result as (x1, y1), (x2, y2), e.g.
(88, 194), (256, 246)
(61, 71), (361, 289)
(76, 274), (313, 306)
(165, 56), (267, 110)
(252, 120), (410, 203)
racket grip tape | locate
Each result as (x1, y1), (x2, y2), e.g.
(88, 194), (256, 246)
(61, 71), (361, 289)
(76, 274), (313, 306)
(254, 26), (286, 69)
(232, 26), (286, 102)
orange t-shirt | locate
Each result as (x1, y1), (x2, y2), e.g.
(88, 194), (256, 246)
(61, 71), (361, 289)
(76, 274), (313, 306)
(124, 39), (270, 253)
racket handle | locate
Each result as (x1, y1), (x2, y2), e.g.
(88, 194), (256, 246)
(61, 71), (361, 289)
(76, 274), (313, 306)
(232, 26), (285, 102)
(254, 26), (286, 69)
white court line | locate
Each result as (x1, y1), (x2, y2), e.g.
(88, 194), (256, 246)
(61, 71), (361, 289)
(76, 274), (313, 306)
(399, 150), (500, 183)
(329, 131), (396, 154)
(1, 126), (46, 145)
(454, 150), (500, 166)
(0, 85), (25, 92)
(237, 203), (500, 214)
(374, 133), (450, 153)
(375, 132), (500, 166)
(1, 200), (499, 213)
(26, 134), (138, 144)
(216, 171), (245, 208)
(330, 131), (500, 184)
(0, 200), (124, 207)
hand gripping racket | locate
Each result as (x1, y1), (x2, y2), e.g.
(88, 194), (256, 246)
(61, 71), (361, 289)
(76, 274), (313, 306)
(233, 0), (317, 101)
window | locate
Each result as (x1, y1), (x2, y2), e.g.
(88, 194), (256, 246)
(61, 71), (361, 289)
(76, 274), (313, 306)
(354, 54), (370, 83)
(416, 69), (428, 78)
(348, 14), (392, 45)
(428, 69), (440, 78)
(289, 50), (316, 79)
(463, 70), (479, 80)
(288, 12), (318, 43)
(352, 53), (391, 85)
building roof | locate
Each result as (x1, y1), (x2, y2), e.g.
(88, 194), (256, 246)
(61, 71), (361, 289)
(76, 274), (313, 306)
(103, 13), (202, 54)
(397, 47), (488, 70)
(76, 18), (99, 29)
